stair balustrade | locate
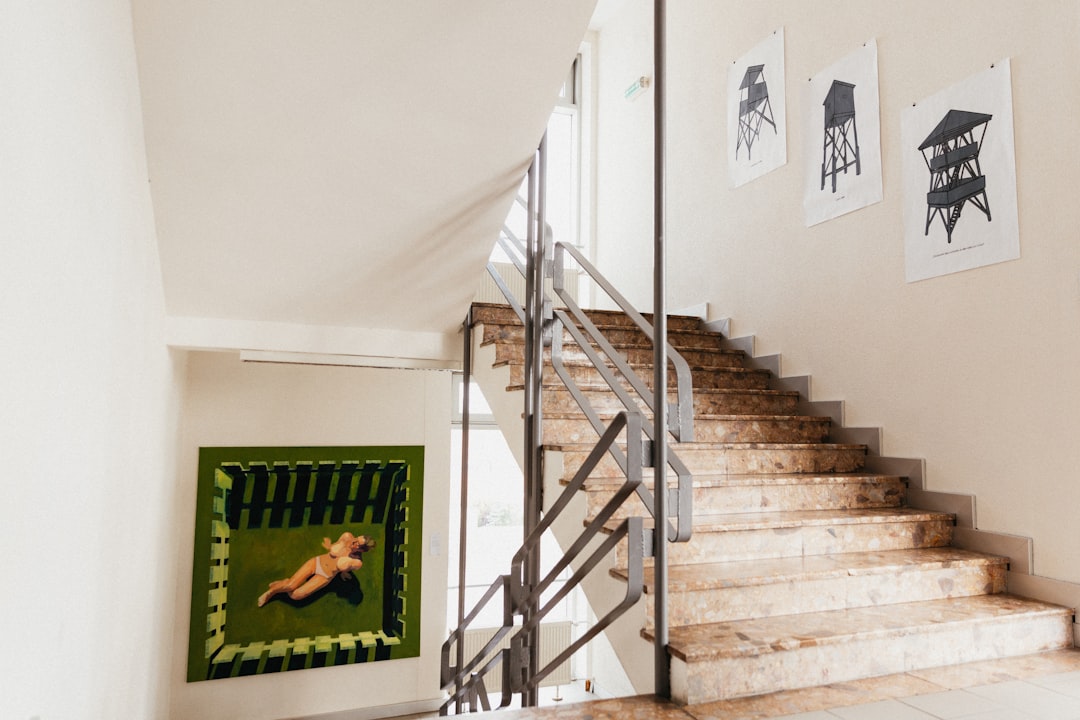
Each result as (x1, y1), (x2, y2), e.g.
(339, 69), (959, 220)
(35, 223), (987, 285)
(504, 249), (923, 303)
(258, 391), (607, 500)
(440, 162), (693, 714)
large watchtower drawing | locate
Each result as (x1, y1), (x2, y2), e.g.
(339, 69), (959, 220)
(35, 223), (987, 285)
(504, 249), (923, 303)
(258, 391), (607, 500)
(919, 109), (993, 243)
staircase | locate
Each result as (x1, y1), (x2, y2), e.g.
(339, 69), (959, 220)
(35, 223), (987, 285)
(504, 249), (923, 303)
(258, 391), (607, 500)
(468, 301), (1074, 706)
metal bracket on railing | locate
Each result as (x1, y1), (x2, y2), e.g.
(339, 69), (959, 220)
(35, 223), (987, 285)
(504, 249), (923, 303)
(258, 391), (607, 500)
(641, 526), (657, 559)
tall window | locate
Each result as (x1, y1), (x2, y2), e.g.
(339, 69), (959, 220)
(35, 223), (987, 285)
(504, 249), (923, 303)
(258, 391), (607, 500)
(491, 53), (591, 306)
(447, 377), (579, 631)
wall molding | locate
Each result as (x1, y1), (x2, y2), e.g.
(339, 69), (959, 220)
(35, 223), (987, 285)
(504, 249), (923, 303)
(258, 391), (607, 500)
(167, 315), (462, 370)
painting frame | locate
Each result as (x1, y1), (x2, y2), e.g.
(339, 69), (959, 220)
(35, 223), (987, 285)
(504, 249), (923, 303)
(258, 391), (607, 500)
(186, 445), (424, 682)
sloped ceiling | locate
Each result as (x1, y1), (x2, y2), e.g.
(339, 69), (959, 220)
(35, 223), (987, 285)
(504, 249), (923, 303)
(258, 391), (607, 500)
(133, 1), (597, 360)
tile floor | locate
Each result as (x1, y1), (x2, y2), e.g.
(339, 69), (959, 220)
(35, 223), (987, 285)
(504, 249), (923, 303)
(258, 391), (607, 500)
(416, 650), (1080, 720)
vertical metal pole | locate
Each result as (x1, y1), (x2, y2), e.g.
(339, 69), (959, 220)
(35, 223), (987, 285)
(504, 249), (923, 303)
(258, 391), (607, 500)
(524, 152), (538, 556)
(456, 309), (473, 714)
(521, 140), (546, 707)
(652, 0), (671, 700)
(527, 134), (549, 707)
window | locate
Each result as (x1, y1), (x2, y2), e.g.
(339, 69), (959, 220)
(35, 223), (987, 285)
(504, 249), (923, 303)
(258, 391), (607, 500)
(447, 376), (581, 632)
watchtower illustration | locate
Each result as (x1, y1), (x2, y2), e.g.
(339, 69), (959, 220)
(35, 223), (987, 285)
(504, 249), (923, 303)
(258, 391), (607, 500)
(820, 80), (861, 193)
(919, 109), (993, 243)
(736, 64), (777, 161)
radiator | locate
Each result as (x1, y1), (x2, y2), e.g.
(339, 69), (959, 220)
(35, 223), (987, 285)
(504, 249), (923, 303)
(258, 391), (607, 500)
(475, 262), (579, 307)
(460, 621), (574, 691)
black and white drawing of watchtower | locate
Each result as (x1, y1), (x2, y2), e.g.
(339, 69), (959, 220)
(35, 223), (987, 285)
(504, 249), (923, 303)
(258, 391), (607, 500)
(919, 109), (993, 243)
(821, 80), (861, 193)
(736, 64), (776, 160)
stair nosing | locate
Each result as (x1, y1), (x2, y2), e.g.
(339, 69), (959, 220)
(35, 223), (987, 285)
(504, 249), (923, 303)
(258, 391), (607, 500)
(547, 441), (867, 451)
(598, 506), (955, 535)
(577, 472), (905, 490)
(610, 547), (1009, 592)
(655, 594), (1073, 662)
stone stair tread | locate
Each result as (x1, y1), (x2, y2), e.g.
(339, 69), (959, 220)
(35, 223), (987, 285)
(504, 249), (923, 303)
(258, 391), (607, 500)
(524, 385), (799, 401)
(476, 317), (715, 337)
(690, 506), (953, 532)
(599, 506), (952, 535)
(498, 356), (766, 374)
(574, 471), (903, 490)
(544, 385), (799, 398)
(548, 440), (866, 452)
(656, 594), (1072, 663)
(543, 412), (827, 422)
(484, 331), (741, 351)
(612, 547), (1007, 591)
(471, 301), (705, 329)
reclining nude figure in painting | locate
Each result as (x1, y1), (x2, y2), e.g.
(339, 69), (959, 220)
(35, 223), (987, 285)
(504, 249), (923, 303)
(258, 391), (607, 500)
(257, 531), (377, 607)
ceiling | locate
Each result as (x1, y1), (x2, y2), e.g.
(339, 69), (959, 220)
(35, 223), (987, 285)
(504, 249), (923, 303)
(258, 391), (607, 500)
(132, 1), (599, 361)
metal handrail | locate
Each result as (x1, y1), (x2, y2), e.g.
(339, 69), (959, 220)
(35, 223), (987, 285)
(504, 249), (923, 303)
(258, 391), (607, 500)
(493, 208), (694, 446)
(549, 306), (693, 543)
(552, 241), (694, 443)
(485, 225), (694, 543)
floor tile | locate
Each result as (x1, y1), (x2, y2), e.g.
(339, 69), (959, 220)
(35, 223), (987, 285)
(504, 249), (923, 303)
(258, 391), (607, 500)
(897, 689), (1000, 718)
(1030, 671), (1080, 699)
(966, 681), (1080, 719)
(958, 710), (1038, 720)
(826, 699), (938, 719)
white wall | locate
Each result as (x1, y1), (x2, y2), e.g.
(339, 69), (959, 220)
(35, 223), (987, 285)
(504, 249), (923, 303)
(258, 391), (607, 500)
(171, 354), (451, 720)
(595, 1), (1080, 584)
(0, 1), (184, 718)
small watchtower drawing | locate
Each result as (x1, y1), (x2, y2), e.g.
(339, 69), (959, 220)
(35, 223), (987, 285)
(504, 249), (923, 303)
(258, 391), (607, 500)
(919, 109), (993, 243)
(736, 64), (776, 160)
(820, 80), (861, 193)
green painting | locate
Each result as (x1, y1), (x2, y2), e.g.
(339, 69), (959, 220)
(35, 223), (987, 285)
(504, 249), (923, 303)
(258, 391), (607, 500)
(186, 446), (424, 681)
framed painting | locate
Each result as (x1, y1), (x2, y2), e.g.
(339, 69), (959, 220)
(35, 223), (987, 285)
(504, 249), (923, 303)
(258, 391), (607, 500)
(727, 28), (787, 188)
(802, 40), (883, 227)
(901, 60), (1019, 282)
(186, 446), (424, 681)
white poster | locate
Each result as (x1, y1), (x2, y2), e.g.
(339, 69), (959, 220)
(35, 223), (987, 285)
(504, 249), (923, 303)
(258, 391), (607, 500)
(902, 60), (1020, 282)
(802, 40), (883, 227)
(727, 29), (786, 188)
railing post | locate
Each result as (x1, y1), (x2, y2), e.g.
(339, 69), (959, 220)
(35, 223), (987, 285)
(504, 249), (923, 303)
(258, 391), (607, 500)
(522, 133), (548, 708)
(652, 0), (671, 700)
(456, 308), (473, 714)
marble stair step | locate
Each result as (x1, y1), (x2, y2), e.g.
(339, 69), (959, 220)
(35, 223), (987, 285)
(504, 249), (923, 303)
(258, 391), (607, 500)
(615, 547), (1007, 628)
(503, 358), (772, 391)
(479, 319), (727, 351)
(579, 472), (906, 520)
(548, 441), (867, 480)
(657, 594), (1075, 704)
(542, 385), (801, 416)
(610, 507), (955, 566)
(491, 338), (747, 369)
(471, 301), (705, 332)
(543, 413), (830, 445)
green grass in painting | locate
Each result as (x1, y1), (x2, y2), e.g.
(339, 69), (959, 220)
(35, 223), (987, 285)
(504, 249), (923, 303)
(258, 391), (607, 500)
(186, 445), (424, 682)
(225, 524), (386, 645)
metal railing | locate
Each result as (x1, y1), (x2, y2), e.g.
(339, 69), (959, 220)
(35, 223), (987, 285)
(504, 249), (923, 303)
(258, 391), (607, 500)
(549, 241), (694, 543)
(443, 2), (677, 708)
(440, 412), (648, 714)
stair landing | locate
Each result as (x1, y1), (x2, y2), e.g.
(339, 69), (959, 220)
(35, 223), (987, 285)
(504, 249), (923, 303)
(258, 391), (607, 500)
(442, 648), (1080, 719)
